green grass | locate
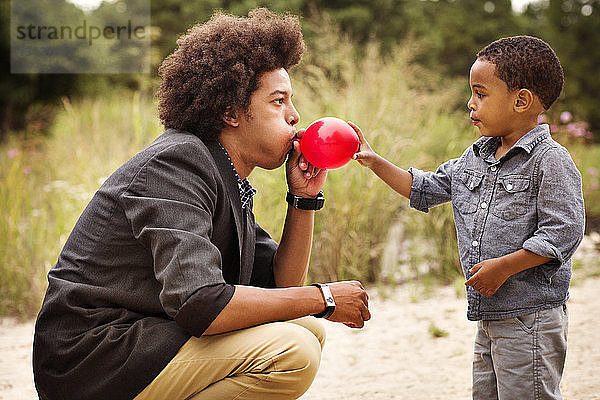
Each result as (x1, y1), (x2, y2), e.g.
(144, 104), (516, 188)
(428, 321), (449, 338)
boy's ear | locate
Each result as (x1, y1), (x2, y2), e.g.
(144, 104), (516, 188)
(223, 108), (239, 127)
(514, 89), (534, 113)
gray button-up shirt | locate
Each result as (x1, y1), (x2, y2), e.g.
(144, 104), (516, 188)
(408, 124), (585, 320)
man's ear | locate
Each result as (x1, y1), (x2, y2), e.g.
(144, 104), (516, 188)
(223, 108), (239, 127)
(514, 89), (534, 113)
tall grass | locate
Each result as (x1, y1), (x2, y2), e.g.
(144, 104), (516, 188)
(1, 137), (47, 316)
(0, 92), (161, 317)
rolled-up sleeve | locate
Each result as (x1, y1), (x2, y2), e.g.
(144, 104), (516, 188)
(408, 158), (460, 213)
(522, 147), (585, 273)
(120, 142), (234, 336)
(174, 283), (235, 337)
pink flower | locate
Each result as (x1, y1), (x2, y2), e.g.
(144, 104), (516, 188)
(590, 180), (599, 190)
(560, 111), (573, 124)
(566, 121), (589, 137)
(588, 167), (598, 176)
(550, 125), (559, 134)
(7, 148), (18, 158)
(538, 114), (548, 124)
(566, 123), (581, 137)
(23, 166), (32, 174)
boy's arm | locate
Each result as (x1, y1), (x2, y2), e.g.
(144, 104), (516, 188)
(350, 121), (413, 199)
(465, 250), (552, 296)
(359, 155), (414, 199)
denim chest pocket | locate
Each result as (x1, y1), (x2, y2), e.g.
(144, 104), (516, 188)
(492, 175), (531, 220)
(454, 169), (484, 214)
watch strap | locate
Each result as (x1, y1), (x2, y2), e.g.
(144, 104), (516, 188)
(286, 191), (325, 210)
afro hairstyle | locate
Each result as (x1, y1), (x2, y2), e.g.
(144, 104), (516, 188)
(157, 8), (305, 141)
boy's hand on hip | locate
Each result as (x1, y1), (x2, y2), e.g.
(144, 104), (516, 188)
(465, 257), (511, 297)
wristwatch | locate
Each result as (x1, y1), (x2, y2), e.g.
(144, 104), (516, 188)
(312, 283), (336, 318)
(286, 190), (325, 211)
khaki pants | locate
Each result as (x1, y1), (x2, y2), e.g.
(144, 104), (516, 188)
(134, 317), (325, 400)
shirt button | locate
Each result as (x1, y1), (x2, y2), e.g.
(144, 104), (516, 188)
(490, 165), (497, 172)
(472, 240), (479, 247)
(480, 202), (488, 209)
(507, 183), (513, 190)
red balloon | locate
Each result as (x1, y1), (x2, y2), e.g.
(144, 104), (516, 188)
(299, 117), (360, 170)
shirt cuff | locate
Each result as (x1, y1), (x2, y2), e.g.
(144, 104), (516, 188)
(174, 283), (235, 337)
(522, 236), (563, 279)
(407, 167), (429, 213)
(522, 236), (564, 264)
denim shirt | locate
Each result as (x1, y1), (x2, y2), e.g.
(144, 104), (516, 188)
(408, 124), (585, 321)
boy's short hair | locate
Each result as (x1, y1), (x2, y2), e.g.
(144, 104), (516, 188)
(477, 36), (563, 110)
(157, 8), (305, 141)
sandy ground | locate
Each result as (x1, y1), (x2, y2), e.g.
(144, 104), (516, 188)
(1, 275), (599, 400)
(301, 277), (600, 400)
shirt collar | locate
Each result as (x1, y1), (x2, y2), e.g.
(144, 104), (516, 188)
(217, 142), (257, 209)
(472, 124), (550, 160)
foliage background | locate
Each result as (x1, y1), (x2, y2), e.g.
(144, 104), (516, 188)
(1, 0), (599, 317)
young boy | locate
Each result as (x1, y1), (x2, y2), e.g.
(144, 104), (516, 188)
(352, 36), (585, 399)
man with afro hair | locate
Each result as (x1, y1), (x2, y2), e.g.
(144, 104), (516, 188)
(33, 8), (370, 400)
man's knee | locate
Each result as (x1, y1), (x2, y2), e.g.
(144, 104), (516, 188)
(271, 323), (323, 397)
(288, 317), (326, 350)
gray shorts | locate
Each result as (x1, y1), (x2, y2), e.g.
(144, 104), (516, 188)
(472, 304), (568, 400)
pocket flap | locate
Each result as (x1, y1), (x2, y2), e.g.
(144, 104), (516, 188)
(501, 176), (530, 192)
(459, 169), (484, 191)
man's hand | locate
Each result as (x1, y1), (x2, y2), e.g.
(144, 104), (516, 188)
(286, 129), (327, 198)
(325, 281), (371, 328)
(465, 257), (511, 296)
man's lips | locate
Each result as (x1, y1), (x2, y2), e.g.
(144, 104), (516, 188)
(471, 118), (480, 126)
(286, 138), (297, 158)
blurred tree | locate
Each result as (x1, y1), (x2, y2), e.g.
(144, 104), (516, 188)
(89, 0), (150, 73)
(411, 0), (518, 77)
(150, 0), (305, 65)
(306, 0), (411, 45)
(0, 0), (81, 135)
(545, 0), (600, 134)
